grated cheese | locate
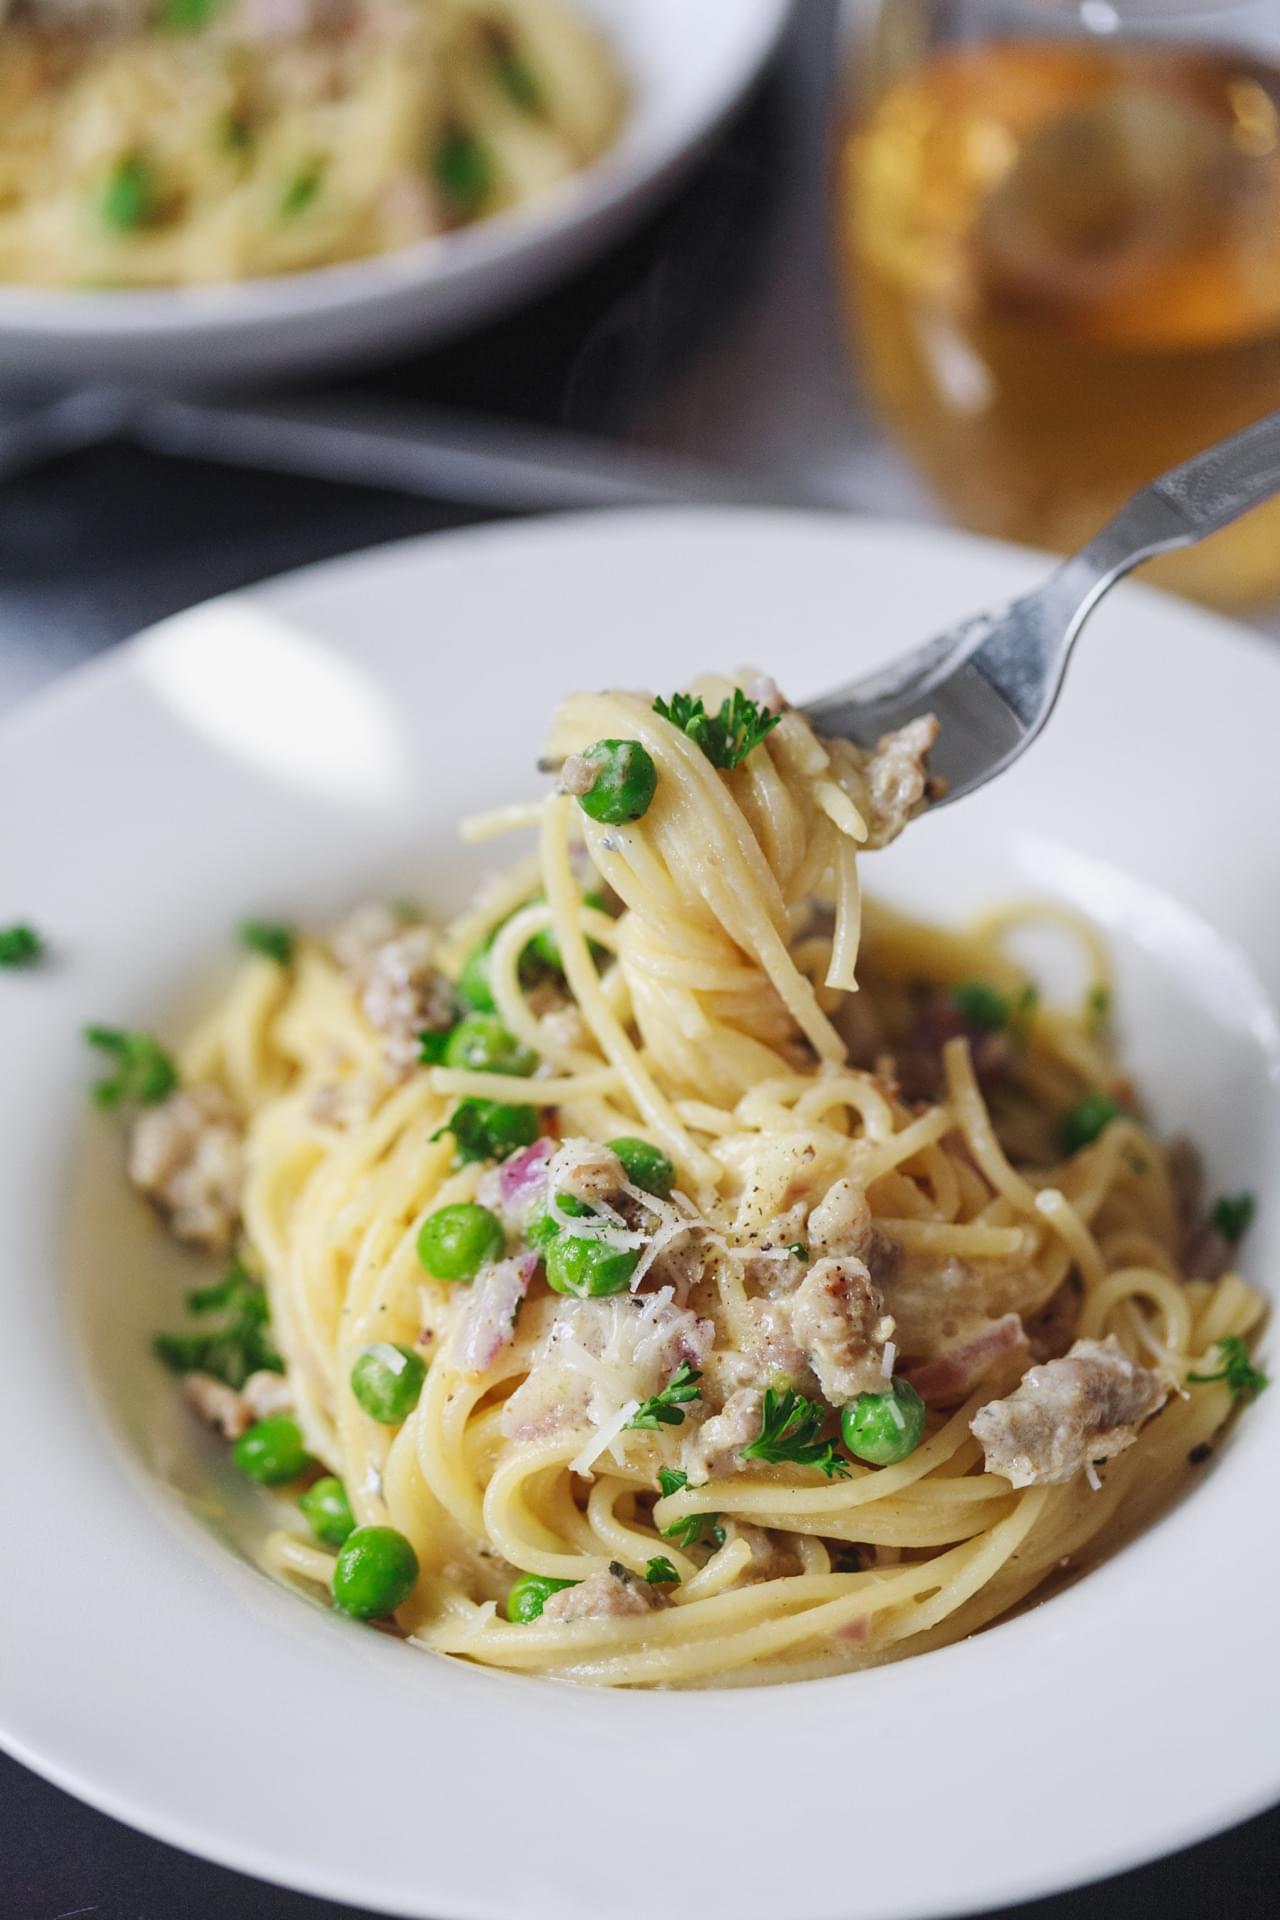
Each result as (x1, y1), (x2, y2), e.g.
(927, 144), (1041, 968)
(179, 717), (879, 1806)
(570, 1398), (640, 1477)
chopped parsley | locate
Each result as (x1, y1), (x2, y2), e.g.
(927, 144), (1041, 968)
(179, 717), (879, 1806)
(655, 1466), (723, 1552)
(101, 154), (159, 232)
(788, 1242), (808, 1261)
(84, 1025), (178, 1108)
(431, 1096), (538, 1164)
(238, 919), (297, 966)
(1059, 1091), (1121, 1154)
(661, 1509), (725, 1553)
(951, 981), (1011, 1031)
(432, 127), (494, 220)
(1187, 1336), (1268, 1400)
(952, 980), (1038, 1038)
(419, 1029), (453, 1065)
(1212, 1192), (1256, 1243)
(739, 1385), (850, 1479)
(0, 924), (43, 968)
(161, 0), (218, 27)
(644, 1555), (680, 1586)
(491, 43), (543, 114)
(281, 161), (325, 218)
(626, 1363), (702, 1431)
(154, 1261), (282, 1390)
(652, 687), (781, 772)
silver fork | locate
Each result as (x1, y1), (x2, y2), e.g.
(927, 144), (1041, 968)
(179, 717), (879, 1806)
(802, 410), (1280, 805)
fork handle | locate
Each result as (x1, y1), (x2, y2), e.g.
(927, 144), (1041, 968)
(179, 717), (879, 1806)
(1084, 406), (1280, 576)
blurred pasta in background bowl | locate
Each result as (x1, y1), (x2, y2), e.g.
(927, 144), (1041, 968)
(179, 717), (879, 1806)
(0, 0), (625, 285)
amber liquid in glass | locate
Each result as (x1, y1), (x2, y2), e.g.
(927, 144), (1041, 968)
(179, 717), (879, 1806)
(838, 39), (1280, 605)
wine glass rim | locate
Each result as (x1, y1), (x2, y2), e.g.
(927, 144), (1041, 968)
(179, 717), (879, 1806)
(1015, 0), (1274, 22)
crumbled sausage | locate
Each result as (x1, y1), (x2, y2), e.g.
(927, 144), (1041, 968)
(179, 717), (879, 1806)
(242, 1369), (293, 1420)
(361, 927), (456, 1071)
(682, 1387), (763, 1483)
(788, 1256), (890, 1405)
(182, 1366), (291, 1440)
(861, 715), (939, 848)
(183, 1372), (253, 1440)
(559, 753), (599, 798)
(539, 1562), (657, 1623)
(129, 1084), (243, 1252)
(330, 905), (456, 1074)
(971, 1335), (1168, 1488)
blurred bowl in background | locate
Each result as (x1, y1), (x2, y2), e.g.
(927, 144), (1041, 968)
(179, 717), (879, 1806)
(0, 0), (788, 392)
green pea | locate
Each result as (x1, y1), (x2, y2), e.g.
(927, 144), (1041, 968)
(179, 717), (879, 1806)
(417, 1202), (504, 1281)
(457, 936), (497, 1013)
(527, 1191), (593, 1251)
(506, 1572), (578, 1622)
(232, 1415), (311, 1486)
(441, 1097), (539, 1164)
(350, 1343), (427, 1424)
(575, 740), (657, 825)
(526, 1203), (562, 1251)
(544, 1232), (638, 1298)
(1060, 1092), (1121, 1154)
(443, 1013), (536, 1078)
(609, 1136), (675, 1199)
(332, 1525), (419, 1619)
(840, 1379), (926, 1467)
(299, 1476), (355, 1547)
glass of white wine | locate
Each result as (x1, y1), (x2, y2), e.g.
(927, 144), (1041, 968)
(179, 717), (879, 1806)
(837, 0), (1280, 606)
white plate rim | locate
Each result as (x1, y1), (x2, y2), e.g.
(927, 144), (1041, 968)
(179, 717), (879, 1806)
(0, 508), (1277, 1920)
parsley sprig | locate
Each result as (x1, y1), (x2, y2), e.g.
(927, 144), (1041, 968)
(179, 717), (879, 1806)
(644, 1555), (680, 1586)
(656, 1466), (724, 1553)
(626, 1363), (702, 1431)
(84, 1025), (178, 1107)
(238, 919), (297, 966)
(1212, 1192), (1256, 1243)
(1187, 1336), (1268, 1401)
(154, 1261), (282, 1390)
(739, 1386), (850, 1479)
(0, 923), (44, 968)
(652, 687), (781, 771)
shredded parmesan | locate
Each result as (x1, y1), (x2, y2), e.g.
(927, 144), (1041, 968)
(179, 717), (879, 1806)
(570, 1398), (640, 1477)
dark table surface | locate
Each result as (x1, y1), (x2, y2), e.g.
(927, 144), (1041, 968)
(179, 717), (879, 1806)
(1, 7), (1275, 1917)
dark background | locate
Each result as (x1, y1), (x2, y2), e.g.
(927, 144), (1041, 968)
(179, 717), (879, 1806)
(1, 6), (1275, 1916)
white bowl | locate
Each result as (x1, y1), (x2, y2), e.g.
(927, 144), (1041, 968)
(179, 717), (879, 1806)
(0, 0), (789, 388)
(1, 510), (1276, 1919)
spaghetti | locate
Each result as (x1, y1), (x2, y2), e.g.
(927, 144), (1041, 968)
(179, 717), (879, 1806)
(130, 671), (1266, 1688)
(0, 0), (624, 286)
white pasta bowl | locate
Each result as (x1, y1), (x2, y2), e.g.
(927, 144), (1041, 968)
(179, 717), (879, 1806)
(0, 0), (788, 387)
(0, 511), (1276, 1919)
